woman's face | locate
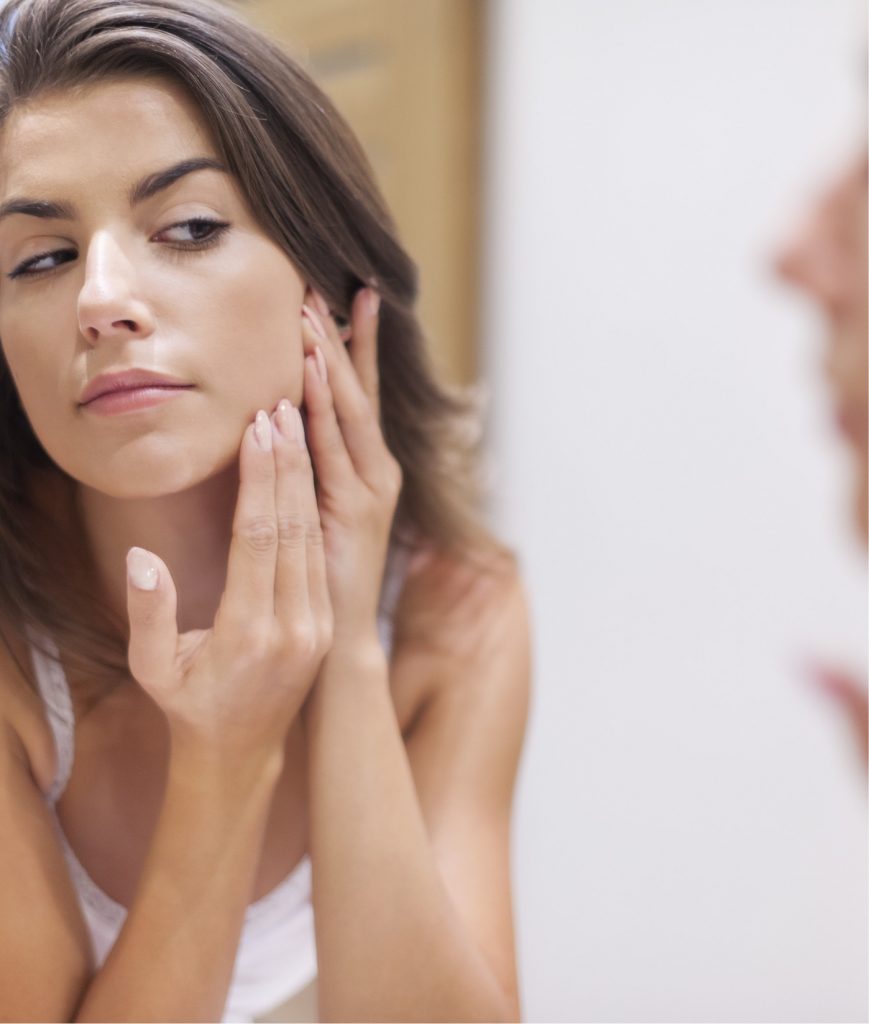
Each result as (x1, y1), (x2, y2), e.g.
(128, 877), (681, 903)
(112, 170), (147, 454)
(775, 148), (868, 540)
(0, 75), (307, 498)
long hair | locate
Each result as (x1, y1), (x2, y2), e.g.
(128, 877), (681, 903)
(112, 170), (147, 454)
(0, 0), (508, 702)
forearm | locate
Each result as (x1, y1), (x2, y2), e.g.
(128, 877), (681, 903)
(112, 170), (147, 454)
(74, 740), (282, 1023)
(301, 645), (513, 1023)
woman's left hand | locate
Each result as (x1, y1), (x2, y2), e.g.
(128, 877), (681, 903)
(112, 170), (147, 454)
(299, 287), (402, 653)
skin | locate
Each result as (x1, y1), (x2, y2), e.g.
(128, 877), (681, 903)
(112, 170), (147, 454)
(774, 145), (869, 767)
(775, 147), (869, 545)
(0, 76), (309, 637)
(0, 73), (528, 1019)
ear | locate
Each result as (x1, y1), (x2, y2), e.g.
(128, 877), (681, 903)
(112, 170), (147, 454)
(335, 318), (352, 344)
(303, 284), (351, 343)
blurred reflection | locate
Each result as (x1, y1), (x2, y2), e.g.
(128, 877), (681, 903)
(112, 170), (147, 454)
(775, 143), (868, 767)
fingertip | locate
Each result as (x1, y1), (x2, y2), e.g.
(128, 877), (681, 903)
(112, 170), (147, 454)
(352, 285), (379, 321)
(254, 408), (273, 453)
(127, 546), (160, 591)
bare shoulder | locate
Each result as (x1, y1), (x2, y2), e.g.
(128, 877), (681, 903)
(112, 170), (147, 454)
(390, 541), (531, 721)
(395, 545), (530, 1020)
(0, 616), (57, 796)
(396, 542), (528, 650)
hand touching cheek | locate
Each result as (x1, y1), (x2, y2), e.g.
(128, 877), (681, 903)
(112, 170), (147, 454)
(298, 287), (402, 650)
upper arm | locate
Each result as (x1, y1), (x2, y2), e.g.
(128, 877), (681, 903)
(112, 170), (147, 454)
(0, 671), (93, 1021)
(397, 552), (532, 1019)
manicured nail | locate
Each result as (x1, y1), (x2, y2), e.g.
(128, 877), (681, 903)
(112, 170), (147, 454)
(127, 547), (159, 591)
(254, 409), (273, 452)
(302, 304), (327, 341)
(314, 345), (328, 383)
(275, 399), (292, 438)
(366, 288), (381, 318)
(312, 291), (330, 318)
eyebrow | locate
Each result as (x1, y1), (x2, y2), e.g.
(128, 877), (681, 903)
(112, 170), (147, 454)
(0, 157), (228, 224)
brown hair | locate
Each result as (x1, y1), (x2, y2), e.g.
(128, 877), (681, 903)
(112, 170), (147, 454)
(0, 0), (509, 702)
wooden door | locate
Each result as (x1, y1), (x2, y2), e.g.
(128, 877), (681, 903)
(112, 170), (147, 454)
(245, 0), (483, 385)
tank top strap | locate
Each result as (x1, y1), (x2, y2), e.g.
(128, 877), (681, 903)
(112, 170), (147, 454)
(377, 540), (414, 660)
(24, 625), (75, 805)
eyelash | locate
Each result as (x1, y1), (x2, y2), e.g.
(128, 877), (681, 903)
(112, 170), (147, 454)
(5, 217), (231, 281)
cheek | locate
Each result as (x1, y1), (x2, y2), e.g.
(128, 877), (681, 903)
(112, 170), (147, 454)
(0, 311), (71, 419)
(185, 261), (306, 405)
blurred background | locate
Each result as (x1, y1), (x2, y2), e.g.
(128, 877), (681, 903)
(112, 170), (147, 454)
(212, 1), (866, 1020)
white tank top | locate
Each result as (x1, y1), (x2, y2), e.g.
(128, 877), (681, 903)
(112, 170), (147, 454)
(27, 542), (413, 1023)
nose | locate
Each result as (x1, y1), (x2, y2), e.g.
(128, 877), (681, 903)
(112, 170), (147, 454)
(77, 231), (156, 344)
(773, 165), (860, 316)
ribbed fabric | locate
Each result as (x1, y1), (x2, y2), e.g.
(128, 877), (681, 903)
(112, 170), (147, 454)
(27, 542), (412, 1023)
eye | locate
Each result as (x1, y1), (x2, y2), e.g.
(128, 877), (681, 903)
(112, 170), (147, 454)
(5, 217), (230, 281)
(7, 248), (76, 280)
(155, 217), (230, 246)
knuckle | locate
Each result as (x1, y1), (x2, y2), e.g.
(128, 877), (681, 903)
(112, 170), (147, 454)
(237, 622), (278, 661)
(284, 618), (317, 653)
(236, 515), (278, 554)
(276, 513), (307, 548)
(373, 452), (402, 496)
(305, 520), (325, 548)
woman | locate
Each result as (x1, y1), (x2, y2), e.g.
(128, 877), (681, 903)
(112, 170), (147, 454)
(775, 145), (868, 767)
(0, 1), (531, 1021)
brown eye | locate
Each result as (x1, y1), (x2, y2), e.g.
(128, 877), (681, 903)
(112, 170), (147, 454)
(7, 248), (77, 280)
(156, 217), (230, 246)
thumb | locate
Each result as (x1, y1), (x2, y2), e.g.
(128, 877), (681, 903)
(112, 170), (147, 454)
(126, 547), (178, 691)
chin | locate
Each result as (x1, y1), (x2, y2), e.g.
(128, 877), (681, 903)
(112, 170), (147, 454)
(65, 443), (238, 500)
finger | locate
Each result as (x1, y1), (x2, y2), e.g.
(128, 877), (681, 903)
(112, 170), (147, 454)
(346, 287), (382, 420)
(219, 410), (278, 631)
(302, 347), (358, 494)
(126, 547), (179, 690)
(290, 402), (332, 629)
(282, 401), (331, 628)
(271, 399), (330, 629)
(302, 310), (389, 485)
(310, 289), (342, 345)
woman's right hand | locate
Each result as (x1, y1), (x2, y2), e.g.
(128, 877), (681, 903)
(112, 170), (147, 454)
(122, 399), (333, 760)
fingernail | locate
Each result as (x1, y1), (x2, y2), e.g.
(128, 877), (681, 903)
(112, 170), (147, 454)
(312, 291), (330, 318)
(254, 409), (273, 452)
(302, 304), (327, 341)
(127, 547), (159, 591)
(314, 345), (328, 383)
(275, 399), (291, 438)
(367, 288), (381, 318)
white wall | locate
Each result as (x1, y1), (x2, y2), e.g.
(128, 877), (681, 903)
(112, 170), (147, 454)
(481, 2), (868, 1021)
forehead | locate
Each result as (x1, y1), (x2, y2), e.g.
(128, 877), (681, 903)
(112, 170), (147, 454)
(0, 76), (218, 199)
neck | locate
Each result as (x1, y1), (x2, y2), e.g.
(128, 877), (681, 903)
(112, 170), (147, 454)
(73, 463), (239, 636)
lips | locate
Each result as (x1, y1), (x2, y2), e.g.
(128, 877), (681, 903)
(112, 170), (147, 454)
(79, 369), (193, 405)
(835, 407), (868, 447)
